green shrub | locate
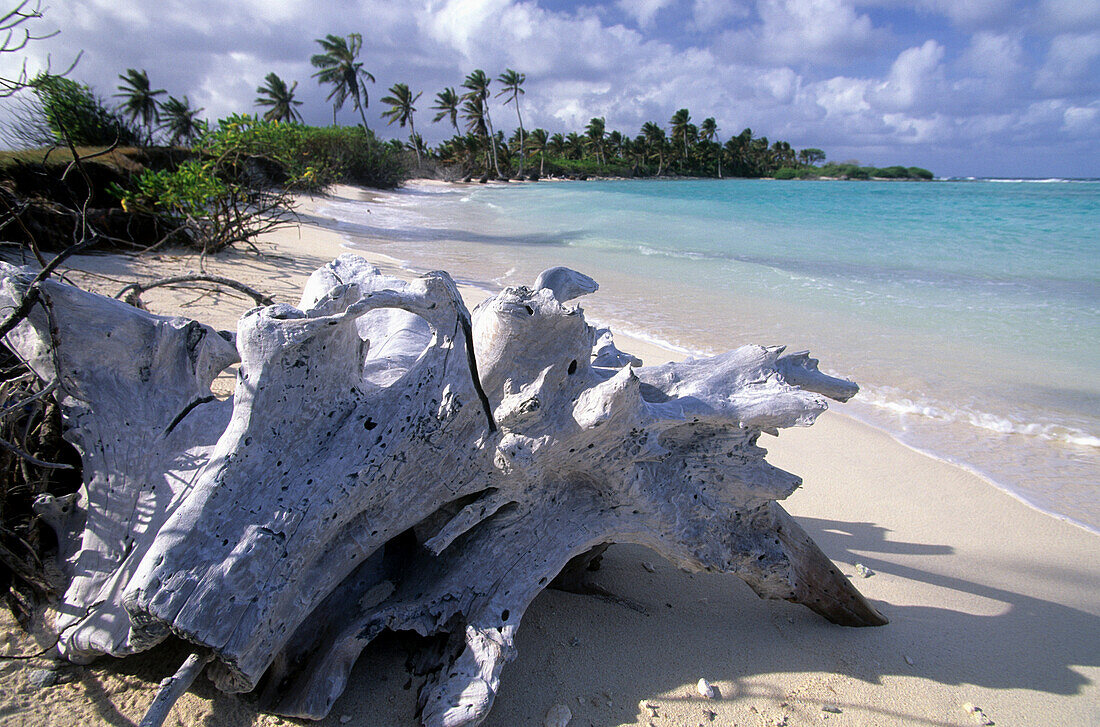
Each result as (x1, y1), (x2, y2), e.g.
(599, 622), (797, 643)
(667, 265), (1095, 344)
(773, 167), (817, 179)
(111, 115), (408, 252)
(907, 166), (934, 180)
(876, 165), (910, 179)
(293, 125), (406, 189)
(30, 74), (140, 147)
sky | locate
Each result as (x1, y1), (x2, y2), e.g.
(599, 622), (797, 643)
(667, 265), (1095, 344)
(2, 0), (1098, 177)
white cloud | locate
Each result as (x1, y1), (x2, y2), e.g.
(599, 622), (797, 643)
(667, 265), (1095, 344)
(1038, 0), (1100, 33)
(1062, 104), (1099, 136)
(0, 0), (1095, 175)
(722, 0), (880, 65)
(952, 31), (1024, 108)
(958, 32), (1023, 77)
(863, 0), (1017, 28)
(1035, 32), (1100, 95)
(813, 76), (872, 116)
(690, 0), (751, 30)
(617, 0), (677, 27)
(870, 40), (945, 112)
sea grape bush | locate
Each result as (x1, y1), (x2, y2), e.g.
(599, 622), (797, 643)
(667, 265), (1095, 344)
(113, 115), (406, 251)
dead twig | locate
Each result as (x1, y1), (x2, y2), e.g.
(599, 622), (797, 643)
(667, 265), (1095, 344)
(0, 432), (73, 469)
(114, 274), (274, 309)
(139, 651), (214, 727)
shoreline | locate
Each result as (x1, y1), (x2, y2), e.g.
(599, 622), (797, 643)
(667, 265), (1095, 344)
(1, 184), (1097, 727)
(336, 179), (1100, 538)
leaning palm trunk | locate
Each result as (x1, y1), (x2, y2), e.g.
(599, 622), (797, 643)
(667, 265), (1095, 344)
(483, 111), (502, 178)
(514, 107), (525, 176)
(410, 117), (421, 167)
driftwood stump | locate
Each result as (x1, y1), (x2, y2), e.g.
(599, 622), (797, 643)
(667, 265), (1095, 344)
(0, 255), (885, 726)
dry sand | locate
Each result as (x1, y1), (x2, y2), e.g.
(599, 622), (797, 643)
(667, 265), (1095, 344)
(1, 185), (1097, 727)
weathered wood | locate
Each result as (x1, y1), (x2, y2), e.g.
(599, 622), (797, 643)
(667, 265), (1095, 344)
(0, 254), (885, 727)
(139, 651), (214, 727)
(0, 261), (238, 662)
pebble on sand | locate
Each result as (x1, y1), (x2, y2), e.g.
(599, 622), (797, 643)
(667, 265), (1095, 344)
(854, 562), (875, 578)
(544, 703), (572, 727)
(696, 678), (717, 699)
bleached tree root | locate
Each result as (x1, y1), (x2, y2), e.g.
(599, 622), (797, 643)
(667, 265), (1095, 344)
(138, 650), (213, 727)
(0, 254), (886, 726)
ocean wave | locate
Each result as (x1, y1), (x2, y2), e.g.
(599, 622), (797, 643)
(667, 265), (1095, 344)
(635, 244), (705, 260)
(960, 177), (1100, 184)
(857, 386), (1100, 448)
(586, 317), (705, 358)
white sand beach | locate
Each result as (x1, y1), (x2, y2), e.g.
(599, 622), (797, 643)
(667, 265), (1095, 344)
(1, 185), (1097, 727)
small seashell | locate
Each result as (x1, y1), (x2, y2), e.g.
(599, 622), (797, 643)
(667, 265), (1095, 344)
(543, 703), (572, 727)
(854, 563), (874, 578)
(642, 561), (656, 573)
(962, 703), (994, 725)
(821, 704), (842, 714)
(904, 655), (915, 665)
(696, 678), (717, 699)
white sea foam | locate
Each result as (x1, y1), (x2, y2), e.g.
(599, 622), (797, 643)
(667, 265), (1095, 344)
(858, 386), (1100, 448)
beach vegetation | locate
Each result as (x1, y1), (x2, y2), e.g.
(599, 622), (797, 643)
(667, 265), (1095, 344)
(107, 115), (404, 252)
(158, 95), (204, 146)
(699, 117), (721, 178)
(114, 68), (165, 145)
(799, 148), (826, 165)
(431, 87), (461, 134)
(525, 127), (548, 177)
(496, 69), (526, 176)
(310, 33), (375, 129)
(584, 117), (606, 164)
(255, 72), (304, 124)
(461, 69), (503, 178)
(5, 73), (140, 148)
(380, 82), (423, 167)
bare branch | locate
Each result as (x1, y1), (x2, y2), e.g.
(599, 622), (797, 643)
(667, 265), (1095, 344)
(115, 274), (275, 308)
(139, 652), (214, 727)
(0, 433), (72, 469)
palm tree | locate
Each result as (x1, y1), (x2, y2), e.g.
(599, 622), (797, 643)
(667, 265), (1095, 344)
(700, 116), (721, 178)
(641, 121), (666, 175)
(496, 68), (526, 176)
(159, 96), (204, 146)
(408, 132), (428, 162)
(115, 68), (165, 143)
(607, 130), (624, 160)
(380, 82), (423, 166)
(310, 33), (375, 129)
(584, 117), (606, 164)
(255, 72), (303, 123)
(432, 87), (460, 133)
(525, 128), (548, 176)
(547, 132), (565, 159)
(669, 108), (691, 170)
(461, 93), (491, 173)
(461, 70), (502, 177)
(565, 131), (584, 160)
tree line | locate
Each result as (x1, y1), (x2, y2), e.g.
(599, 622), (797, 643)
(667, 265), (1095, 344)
(7, 29), (931, 181)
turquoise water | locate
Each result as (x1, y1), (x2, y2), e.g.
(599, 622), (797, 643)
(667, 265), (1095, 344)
(318, 179), (1100, 532)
